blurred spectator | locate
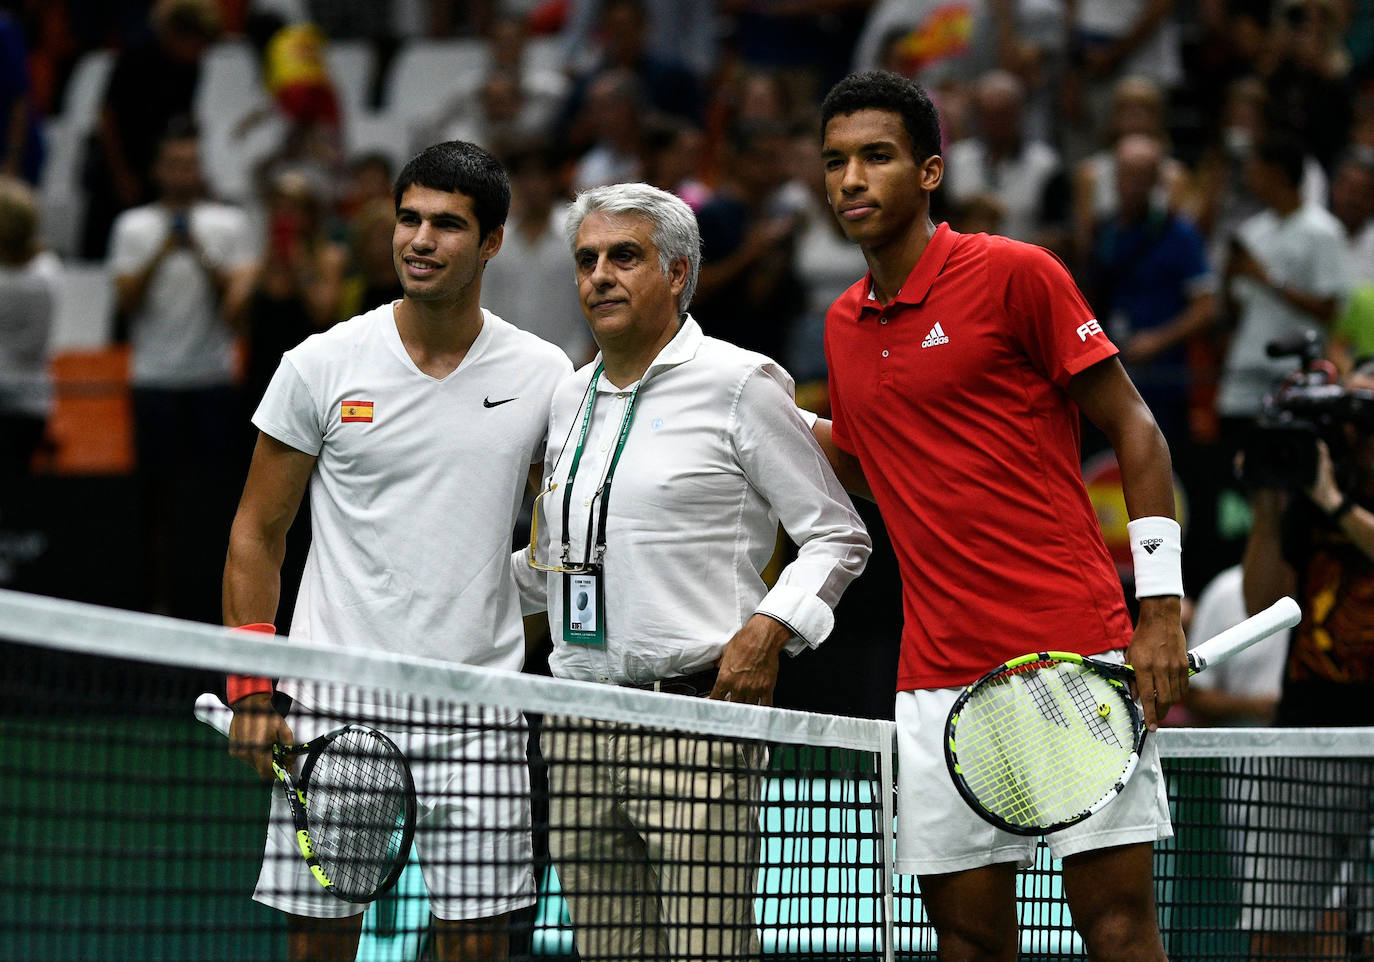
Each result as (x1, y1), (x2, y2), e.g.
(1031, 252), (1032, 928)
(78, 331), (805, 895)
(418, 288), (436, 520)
(713, 65), (794, 130)
(1183, 564), (1287, 725)
(484, 13), (568, 118)
(337, 152), (395, 225)
(108, 118), (256, 621)
(227, 164), (343, 630)
(1260, 0), (1353, 174)
(700, 65), (793, 185)
(81, 0), (220, 260)
(569, 68), (645, 190)
(14, 0), (76, 119)
(229, 13), (345, 206)
(717, 0), (869, 102)
(481, 142), (593, 364)
(425, 15), (568, 159)
(558, 0), (703, 155)
(0, 4), (45, 184)
(1069, 0), (1182, 85)
(424, 68), (533, 157)
(0, 175), (57, 478)
(1218, 133), (1351, 424)
(1070, 75), (1188, 268)
(1330, 151), (1374, 366)
(1183, 75), (1328, 272)
(1085, 134), (1217, 448)
(640, 114), (711, 210)
(337, 196), (402, 321)
(1060, 0), (1182, 165)
(305, 0), (396, 109)
(561, 0), (718, 79)
(1327, 147), (1374, 283)
(1238, 355), (1374, 959)
(942, 69), (1069, 251)
(1191, 0), (1274, 130)
(853, 0), (1065, 141)
(691, 118), (806, 361)
(231, 166), (346, 423)
(252, 14), (340, 135)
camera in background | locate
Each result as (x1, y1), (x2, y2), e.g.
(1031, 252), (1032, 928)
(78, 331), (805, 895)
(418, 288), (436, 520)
(1238, 331), (1374, 490)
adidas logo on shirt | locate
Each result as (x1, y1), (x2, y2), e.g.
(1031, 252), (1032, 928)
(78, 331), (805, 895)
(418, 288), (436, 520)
(921, 323), (950, 348)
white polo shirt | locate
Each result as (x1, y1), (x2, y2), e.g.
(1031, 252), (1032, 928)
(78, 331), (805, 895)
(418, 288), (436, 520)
(254, 303), (571, 713)
(513, 315), (870, 686)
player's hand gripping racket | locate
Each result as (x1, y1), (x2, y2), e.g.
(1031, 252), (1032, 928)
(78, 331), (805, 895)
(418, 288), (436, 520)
(195, 693), (417, 903)
(944, 596), (1301, 835)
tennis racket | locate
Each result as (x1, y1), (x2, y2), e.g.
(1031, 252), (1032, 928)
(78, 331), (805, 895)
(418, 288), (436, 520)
(944, 596), (1301, 836)
(194, 692), (417, 903)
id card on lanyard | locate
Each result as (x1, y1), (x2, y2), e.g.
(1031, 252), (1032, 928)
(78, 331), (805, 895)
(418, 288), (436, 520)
(564, 570), (605, 645)
(560, 364), (640, 646)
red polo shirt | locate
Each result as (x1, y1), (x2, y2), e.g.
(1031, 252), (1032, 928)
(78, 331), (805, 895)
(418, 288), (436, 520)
(825, 224), (1133, 691)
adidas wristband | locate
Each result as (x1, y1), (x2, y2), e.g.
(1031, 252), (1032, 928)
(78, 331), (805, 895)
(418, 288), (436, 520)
(227, 623), (276, 705)
(1127, 516), (1184, 599)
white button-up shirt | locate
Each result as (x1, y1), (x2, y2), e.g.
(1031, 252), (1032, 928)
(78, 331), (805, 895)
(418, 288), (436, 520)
(513, 315), (871, 685)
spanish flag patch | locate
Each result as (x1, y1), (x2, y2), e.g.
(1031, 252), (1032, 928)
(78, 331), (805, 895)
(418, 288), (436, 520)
(341, 400), (374, 423)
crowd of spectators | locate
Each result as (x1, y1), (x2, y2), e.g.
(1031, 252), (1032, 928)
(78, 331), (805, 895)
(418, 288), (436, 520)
(4, 0), (1374, 676)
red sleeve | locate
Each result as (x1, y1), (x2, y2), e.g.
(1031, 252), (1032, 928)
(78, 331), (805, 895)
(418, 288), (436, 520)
(998, 239), (1117, 388)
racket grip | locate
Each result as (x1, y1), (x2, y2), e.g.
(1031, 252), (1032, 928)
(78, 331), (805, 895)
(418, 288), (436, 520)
(1187, 596), (1301, 672)
(195, 691), (233, 737)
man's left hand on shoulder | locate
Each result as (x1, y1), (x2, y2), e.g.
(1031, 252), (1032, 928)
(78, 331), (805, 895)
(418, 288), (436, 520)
(711, 614), (792, 706)
(1128, 596), (1188, 731)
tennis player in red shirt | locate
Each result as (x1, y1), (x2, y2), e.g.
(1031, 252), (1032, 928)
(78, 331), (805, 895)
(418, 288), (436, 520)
(812, 71), (1188, 962)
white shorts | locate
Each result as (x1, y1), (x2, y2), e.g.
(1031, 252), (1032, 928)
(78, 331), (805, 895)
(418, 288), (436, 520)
(894, 673), (1173, 877)
(254, 705), (536, 920)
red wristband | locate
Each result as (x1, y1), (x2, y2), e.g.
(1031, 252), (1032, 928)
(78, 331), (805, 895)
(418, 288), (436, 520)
(227, 623), (276, 705)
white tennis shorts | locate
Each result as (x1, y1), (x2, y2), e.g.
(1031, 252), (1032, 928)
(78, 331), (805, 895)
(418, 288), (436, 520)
(894, 671), (1173, 876)
(253, 704), (536, 920)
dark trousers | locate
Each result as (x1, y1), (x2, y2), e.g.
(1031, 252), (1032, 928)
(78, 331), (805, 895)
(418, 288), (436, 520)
(131, 385), (243, 622)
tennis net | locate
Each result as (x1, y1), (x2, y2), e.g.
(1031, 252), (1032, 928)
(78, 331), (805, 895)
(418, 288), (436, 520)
(0, 589), (895, 962)
(4, 588), (1373, 961)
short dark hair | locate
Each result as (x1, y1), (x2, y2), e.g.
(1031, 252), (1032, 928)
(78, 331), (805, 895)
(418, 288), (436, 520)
(393, 141), (511, 241)
(1254, 132), (1306, 189)
(820, 71), (942, 161)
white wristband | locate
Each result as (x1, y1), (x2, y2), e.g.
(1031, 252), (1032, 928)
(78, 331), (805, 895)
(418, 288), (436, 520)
(1127, 516), (1184, 599)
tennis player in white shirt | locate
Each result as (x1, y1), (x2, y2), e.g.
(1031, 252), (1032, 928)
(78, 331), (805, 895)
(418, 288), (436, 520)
(224, 141), (570, 962)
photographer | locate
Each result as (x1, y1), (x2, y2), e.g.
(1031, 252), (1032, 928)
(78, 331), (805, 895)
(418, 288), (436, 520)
(1238, 353), (1374, 960)
(109, 118), (256, 622)
(1242, 354), (1374, 725)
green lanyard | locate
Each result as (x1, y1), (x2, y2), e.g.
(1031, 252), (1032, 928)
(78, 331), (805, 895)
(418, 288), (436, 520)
(558, 363), (642, 568)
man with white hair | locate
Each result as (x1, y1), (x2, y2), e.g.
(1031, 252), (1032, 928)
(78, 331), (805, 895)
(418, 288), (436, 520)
(513, 182), (870, 960)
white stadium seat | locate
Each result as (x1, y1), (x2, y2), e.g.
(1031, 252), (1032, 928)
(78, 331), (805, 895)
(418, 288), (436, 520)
(38, 50), (115, 257)
(383, 39), (489, 126)
(49, 262), (116, 351)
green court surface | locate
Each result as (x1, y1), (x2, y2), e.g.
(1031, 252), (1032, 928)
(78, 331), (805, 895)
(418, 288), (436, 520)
(0, 713), (285, 960)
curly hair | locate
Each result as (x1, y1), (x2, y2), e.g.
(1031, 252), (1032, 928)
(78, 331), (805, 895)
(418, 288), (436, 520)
(820, 71), (942, 161)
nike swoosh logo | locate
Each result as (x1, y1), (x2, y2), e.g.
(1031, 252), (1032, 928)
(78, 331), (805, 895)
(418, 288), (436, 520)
(483, 396), (518, 408)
